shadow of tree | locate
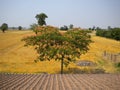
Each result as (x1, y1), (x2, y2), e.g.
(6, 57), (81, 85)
(56, 67), (105, 74)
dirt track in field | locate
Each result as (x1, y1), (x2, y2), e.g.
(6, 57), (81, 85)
(0, 74), (120, 90)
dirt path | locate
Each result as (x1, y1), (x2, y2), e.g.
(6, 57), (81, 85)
(0, 74), (120, 90)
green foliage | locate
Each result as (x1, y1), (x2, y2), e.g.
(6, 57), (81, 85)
(115, 62), (120, 67)
(96, 30), (106, 37)
(115, 62), (120, 72)
(30, 23), (38, 34)
(0, 23), (8, 33)
(65, 29), (92, 55)
(111, 28), (120, 40)
(18, 26), (22, 30)
(35, 13), (48, 26)
(60, 25), (68, 31)
(69, 24), (73, 29)
(22, 26), (92, 74)
(30, 23), (38, 30)
(92, 26), (95, 30)
(96, 28), (120, 40)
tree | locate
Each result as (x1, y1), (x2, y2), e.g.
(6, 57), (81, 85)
(22, 26), (92, 74)
(0, 23), (8, 33)
(89, 28), (92, 30)
(111, 28), (120, 40)
(96, 27), (101, 30)
(30, 23), (38, 34)
(69, 24), (73, 29)
(35, 13), (48, 26)
(107, 26), (111, 30)
(96, 28), (120, 40)
(12, 27), (16, 30)
(18, 26), (22, 30)
(60, 25), (68, 31)
(30, 23), (38, 30)
(92, 26), (96, 30)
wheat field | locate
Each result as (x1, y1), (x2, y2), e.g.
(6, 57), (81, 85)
(0, 30), (120, 73)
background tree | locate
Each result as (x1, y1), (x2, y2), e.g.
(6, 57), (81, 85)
(89, 28), (92, 30)
(35, 13), (48, 26)
(23, 26), (92, 74)
(96, 27), (101, 30)
(92, 26), (96, 30)
(60, 25), (68, 31)
(96, 27), (120, 40)
(12, 27), (16, 30)
(111, 28), (120, 40)
(0, 23), (8, 33)
(18, 26), (22, 30)
(69, 24), (73, 29)
(108, 26), (111, 30)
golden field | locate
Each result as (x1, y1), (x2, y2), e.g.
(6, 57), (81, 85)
(0, 30), (120, 73)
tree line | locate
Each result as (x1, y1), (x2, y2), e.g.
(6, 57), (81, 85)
(96, 28), (120, 40)
(0, 23), (23, 33)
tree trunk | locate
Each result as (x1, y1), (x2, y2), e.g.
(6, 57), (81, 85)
(2, 29), (5, 33)
(61, 59), (64, 74)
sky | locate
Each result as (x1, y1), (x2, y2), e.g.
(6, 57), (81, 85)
(0, 0), (120, 28)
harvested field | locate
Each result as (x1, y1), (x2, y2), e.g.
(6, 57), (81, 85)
(0, 74), (120, 90)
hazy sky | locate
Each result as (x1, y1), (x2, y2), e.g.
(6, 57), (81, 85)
(0, 0), (120, 28)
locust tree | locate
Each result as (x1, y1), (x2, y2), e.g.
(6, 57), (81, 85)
(22, 26), (92, 74)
